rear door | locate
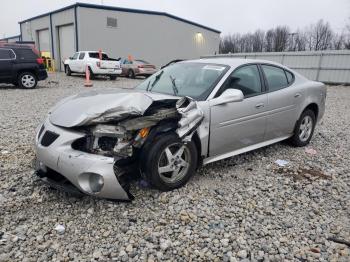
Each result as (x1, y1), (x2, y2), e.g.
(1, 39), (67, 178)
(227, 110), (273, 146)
(261, 64), (302, 140)
(209, 64), (268, 156)
(0, 48), (15, 81)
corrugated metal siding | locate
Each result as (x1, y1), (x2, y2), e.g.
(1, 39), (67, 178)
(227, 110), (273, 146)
(202, 50), (350, 84)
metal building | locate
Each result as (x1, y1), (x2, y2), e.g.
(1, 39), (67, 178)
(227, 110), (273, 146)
(19, 2), (221, 71)
(0, 35), (21, 43)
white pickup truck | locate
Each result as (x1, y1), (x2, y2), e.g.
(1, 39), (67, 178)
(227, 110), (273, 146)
(64, 51), (122, 80)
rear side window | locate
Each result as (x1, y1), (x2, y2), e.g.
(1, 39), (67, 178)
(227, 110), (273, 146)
(261, 65), (288, 92)
(79, 52), (85, 60)
(285, 70), (294, 84)
(89, 52), (108, 59)
(0, 49), (13, 59)
(15, 49), (38, 60)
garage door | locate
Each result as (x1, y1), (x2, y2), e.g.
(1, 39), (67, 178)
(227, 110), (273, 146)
(58, 24), (75, 71)
(38, 29), (50, 53)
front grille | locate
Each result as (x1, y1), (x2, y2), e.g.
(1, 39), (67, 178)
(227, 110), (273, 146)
(41, 131), (59, 147)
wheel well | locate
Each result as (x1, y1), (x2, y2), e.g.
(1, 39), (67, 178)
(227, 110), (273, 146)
(16, 69), (38, 80)
(304, 103), (319, 120)
(17, 70), (37, 80)
(192, 132), (203, 168)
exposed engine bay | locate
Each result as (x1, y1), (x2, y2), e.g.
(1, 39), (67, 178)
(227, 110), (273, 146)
(72, 97), (203, 159)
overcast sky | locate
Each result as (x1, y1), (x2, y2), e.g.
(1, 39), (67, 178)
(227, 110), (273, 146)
(1, 0), (349, 38)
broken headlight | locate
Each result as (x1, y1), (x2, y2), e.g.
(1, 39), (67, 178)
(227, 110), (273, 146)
(90, 124), (134, 157)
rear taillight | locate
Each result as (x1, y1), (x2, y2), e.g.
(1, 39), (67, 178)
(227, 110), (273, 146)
(36, 58), (44, 64)
(96, 61), (101, 68)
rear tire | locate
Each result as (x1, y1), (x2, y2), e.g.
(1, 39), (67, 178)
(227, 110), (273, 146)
(141, 133), (198, 191)
(65, 65), (71, 76)
(88, 67), (95, 79)
(109, 75), (117, 80)
(18, 72), (37, 89)
(128, 70), (135, 79)
(289, 109), (316, 147)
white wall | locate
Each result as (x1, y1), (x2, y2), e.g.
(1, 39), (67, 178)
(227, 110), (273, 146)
(77, 7), (220, 66)
(203, 50), (350, 84)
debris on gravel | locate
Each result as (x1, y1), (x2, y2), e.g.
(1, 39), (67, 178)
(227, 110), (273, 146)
(0, 73), (349, 261)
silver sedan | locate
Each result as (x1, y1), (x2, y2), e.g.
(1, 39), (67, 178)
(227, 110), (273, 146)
(34, 58), (326, 200)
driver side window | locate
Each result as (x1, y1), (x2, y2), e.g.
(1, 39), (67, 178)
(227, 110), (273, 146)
(217, 64), (262, 97)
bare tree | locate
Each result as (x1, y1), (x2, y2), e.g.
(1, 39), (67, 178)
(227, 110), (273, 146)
(308, 19), (333, 50)
(252, 30), (265, 52)
(273, 26), (290, 51)
(332, 33), (345, 50)
(264, 29), (274, 52)
(294, 30), (307, 51)
(219, 18), (350, 54)
(344, 18), (350, 49)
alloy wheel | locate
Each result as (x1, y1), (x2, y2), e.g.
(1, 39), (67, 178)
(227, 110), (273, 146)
(21, 74), (36, 88)
(158, 143), (191, 184)
(299, 115), (313, 142)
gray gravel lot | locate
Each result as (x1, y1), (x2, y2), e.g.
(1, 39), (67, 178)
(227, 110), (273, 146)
(0, 72), (349, 261)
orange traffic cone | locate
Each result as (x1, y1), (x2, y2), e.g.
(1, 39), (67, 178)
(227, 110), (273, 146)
(84, 66), (93, 87)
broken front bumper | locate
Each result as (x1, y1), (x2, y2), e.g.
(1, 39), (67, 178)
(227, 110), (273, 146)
(34, 118), (131, 200)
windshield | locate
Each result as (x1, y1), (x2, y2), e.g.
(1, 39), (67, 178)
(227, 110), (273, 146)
(136, 62), (228, 100)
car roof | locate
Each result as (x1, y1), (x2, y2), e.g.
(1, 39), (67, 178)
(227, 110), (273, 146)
(183, 57), (287, 68)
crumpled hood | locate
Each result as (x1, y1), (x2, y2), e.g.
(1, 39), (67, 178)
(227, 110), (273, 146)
(49, 88), (178, 127)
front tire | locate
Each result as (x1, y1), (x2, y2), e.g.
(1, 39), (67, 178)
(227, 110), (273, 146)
(109, 75), (117, 80)
(142, 133), (198, 191)
(289, 109), (316, 147)
(65, 65), (71, 76)
(18, 72), (37, 89)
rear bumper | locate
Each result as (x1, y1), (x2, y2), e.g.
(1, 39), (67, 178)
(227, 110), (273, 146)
(34, 118), (132, 200)
(93, 68), (122, 75)
(37, 69), (48, 81)
(135, 68), (157, 76)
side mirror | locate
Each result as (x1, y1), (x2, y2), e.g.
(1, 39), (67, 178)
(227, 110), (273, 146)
(210, 89), (244, 106)
(69, 57), (73, 60)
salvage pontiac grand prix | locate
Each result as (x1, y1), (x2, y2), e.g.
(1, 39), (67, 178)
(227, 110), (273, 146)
(34, 58), (326, 200)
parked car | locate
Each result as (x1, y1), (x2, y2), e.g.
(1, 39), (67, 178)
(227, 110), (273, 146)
(34, 58), (326, 200)
(160, 59), (184, 69)
(121, 59), (157, 78)
(64, 51), (122, 80)
(0, 45), (48, 88)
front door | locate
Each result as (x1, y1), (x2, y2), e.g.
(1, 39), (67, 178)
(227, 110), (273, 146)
(68, 52), (80, 72)
(209, 64), (267, 156)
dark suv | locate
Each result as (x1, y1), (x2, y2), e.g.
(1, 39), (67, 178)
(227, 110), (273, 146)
(0, 45), (48, 88)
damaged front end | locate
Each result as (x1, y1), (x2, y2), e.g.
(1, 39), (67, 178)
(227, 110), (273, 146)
(35, 91), (204, 201)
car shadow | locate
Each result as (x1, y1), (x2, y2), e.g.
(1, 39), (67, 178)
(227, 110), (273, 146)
(0, 84), (49, 90)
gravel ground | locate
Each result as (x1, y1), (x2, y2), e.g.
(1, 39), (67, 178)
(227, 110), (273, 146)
(0, 72), (349, 262)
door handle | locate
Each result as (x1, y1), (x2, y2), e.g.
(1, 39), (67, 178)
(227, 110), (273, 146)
(255, 103), (265, 109)
(294, 93), (301, 98)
